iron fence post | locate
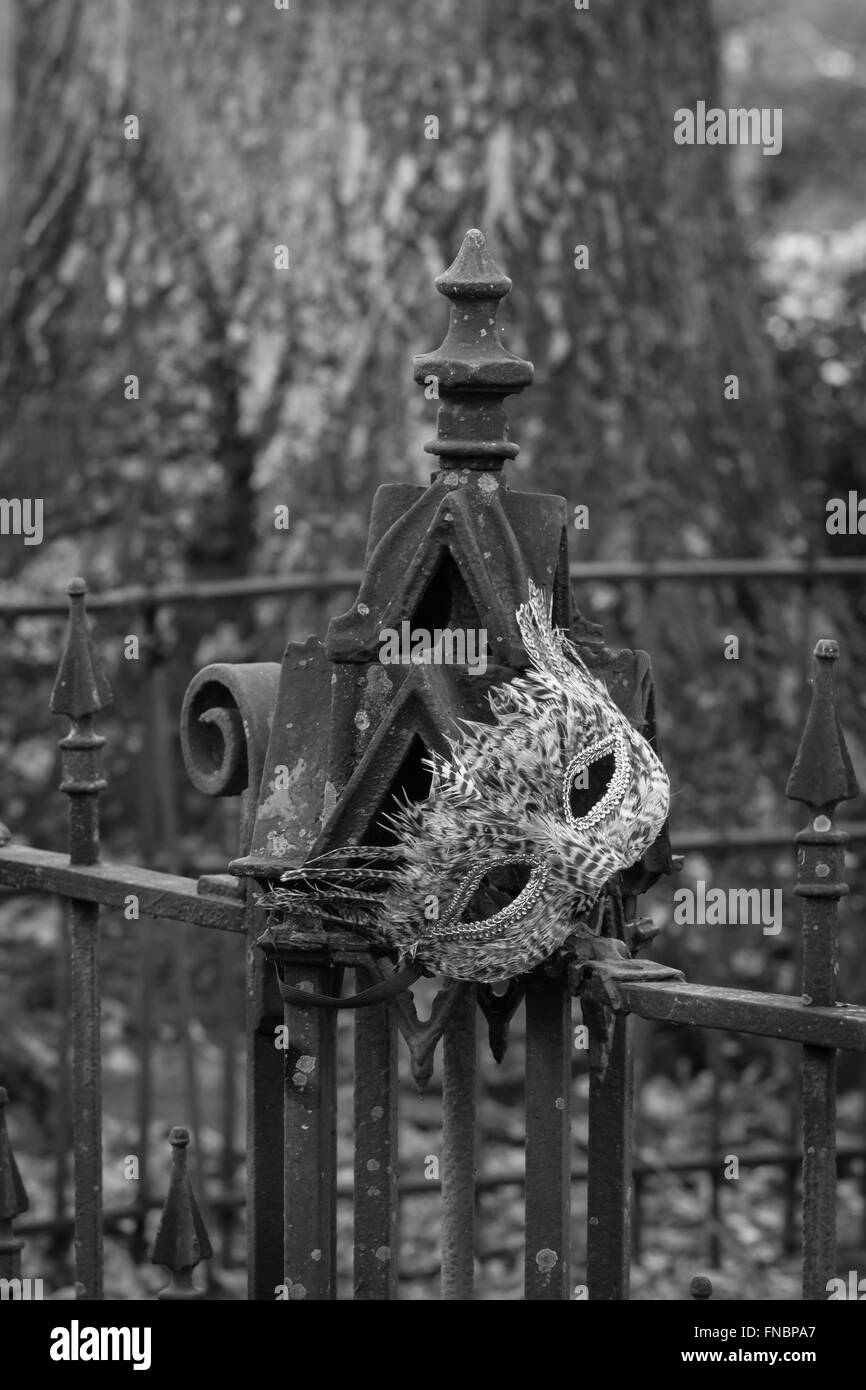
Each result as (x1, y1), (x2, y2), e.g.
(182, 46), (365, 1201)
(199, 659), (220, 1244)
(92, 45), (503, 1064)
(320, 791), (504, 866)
(786, 639), (858, 1301)
(50, 578), (112, 1300)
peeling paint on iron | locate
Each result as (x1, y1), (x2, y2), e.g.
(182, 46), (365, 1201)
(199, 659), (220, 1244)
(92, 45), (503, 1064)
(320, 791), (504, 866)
(258, 758), (308, 823)
(321, 779), (338, 824)
(365, 662), (393, 719)
(265, 829), (295, 858)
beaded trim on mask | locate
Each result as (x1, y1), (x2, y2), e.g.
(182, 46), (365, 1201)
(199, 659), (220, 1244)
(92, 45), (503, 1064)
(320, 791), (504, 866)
(562, 730), (630, 830)
(427, 853), (549, 942)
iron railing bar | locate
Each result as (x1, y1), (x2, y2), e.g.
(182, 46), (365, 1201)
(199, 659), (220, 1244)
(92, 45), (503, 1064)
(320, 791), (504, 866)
(50, 580), (111, 1301)
(3, 556), (866, 618)
(218, 932), (239, 1269)
(280, 958), (340, 1300)
(585, 1004), (634, 1300)
(524, 973), (571, 1300)
(440, 984), (478, 1300)
(579, 976), (866, 1052)
(52, 902), (72, 1266)
(784, 638), (858, 1299)
(0, 848), (246, 930)
(352, 965), (399, 1299)
(244, 878), (285, 1300)
(0, 571), (365, 616)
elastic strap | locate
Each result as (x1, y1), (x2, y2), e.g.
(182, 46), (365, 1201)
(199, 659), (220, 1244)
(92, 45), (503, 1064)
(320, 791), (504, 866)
(276, 963), (421, 1010)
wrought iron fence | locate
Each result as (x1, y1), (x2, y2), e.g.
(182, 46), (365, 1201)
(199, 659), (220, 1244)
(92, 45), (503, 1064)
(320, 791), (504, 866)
(1, 231), (865, 1301)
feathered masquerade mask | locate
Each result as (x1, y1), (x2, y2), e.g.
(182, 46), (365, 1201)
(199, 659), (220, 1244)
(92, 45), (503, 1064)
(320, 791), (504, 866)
(260, 581), (670, 984)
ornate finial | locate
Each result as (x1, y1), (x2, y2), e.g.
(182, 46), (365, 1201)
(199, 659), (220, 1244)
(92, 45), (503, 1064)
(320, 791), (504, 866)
(413, 229), (533, 471)
(0, 1088), (28, 1280)
(152, 1127), (213, 1300)
(49, 579), (113, 721)
(690, 1275), (713, 1300)
(785, 640), (859, 814)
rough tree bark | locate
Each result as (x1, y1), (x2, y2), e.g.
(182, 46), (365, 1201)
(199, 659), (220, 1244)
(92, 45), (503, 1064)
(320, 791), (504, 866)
(0, 0), (803, 825)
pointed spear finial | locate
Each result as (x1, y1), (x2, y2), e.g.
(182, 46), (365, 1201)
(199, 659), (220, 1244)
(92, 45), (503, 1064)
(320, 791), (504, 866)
(49, 579), (113, 721)
(0, 1088), (29, 1280)
(785, 640), (859, 814)
(413, 229), (533, 472)
(49, 580), (112, 866)
(152, 1127), (213, 1300)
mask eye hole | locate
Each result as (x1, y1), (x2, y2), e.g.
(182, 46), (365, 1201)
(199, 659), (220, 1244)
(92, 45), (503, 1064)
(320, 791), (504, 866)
(563, 732), (629, 829)
(463, 861), (532, 923)
(567, 750), (616, 821)
(431, 854), (549, 941)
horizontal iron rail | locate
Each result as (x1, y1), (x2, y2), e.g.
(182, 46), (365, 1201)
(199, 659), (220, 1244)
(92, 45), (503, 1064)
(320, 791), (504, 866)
(2, 556), (865, 617)
(673, 821), (866, 850)
(0, 847), (245, 932)
(18, 1139), (866, 1237)
(580, 975), (866, 1052)
(3, 828), (864, 929)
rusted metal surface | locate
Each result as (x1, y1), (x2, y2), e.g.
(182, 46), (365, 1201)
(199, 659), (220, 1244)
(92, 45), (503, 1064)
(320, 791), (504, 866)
(0, 1088), (28, 1279)
(0, 846), (246, 931)
(219, 931), (240, 1269)
(477, 980), (525, 1062)
(152, 1127), (213, 1300)
(200, 648), (332, 1299)
(65, 898), (103, 1302)
(579, 974), (866, 1052)
(353, 966), (399, 1299)
(245, 877), (285, 1300)
(52, 909), (72, 1267)
(133, 915), (153, 1264)
(180, 661), (281, 850)
(277, 959), (339, 1300)
(180, 659), (287, 1300)
(49, 579), (112, 1302)
(441, 983), (477, 1300)
(524, 971), (571, 1300)
(801, 1045), (836, 1302)
(585, 1002), (633, 1300)
(786, 639), (859, 1302)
